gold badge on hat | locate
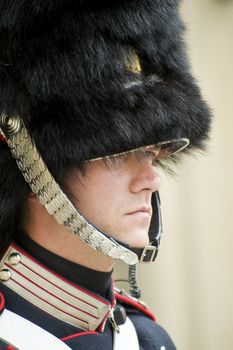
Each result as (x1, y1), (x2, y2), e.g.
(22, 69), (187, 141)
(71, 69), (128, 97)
(126, 51), (141, 74)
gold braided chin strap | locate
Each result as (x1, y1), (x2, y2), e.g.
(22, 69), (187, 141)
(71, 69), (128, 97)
(0, 113), (138, 265)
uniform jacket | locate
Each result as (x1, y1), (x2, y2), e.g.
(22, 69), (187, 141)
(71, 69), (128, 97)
(0, 235), (176, 350)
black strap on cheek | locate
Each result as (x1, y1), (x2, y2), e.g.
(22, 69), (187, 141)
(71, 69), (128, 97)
(130, 191), (163, 263)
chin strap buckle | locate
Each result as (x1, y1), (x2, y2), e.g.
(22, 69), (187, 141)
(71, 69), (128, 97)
(140, 245), (158, 263)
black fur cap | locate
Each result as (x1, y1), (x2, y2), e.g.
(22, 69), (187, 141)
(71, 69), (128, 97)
(0, 0), (212, 239)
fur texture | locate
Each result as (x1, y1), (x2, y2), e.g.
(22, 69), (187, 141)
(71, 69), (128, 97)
(0, 0), (212, 239)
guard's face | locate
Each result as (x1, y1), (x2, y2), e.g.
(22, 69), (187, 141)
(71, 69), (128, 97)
(66, 152), (161, 248)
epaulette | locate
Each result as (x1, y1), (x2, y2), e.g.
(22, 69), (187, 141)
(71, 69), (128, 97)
(114, 288), (156, 322)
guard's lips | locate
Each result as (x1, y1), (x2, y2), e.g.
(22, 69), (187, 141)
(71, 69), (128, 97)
(127, 207), (152, 216)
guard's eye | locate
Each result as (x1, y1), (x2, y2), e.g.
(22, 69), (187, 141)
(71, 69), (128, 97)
(144, 150), (156, 161)
(144, 149), (161, 163)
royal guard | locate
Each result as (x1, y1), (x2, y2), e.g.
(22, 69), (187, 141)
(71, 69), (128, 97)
(0, 1), (211, 349)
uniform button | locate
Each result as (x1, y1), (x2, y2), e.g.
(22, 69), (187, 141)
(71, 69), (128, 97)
(8, 252), (21, 265)
(0, 269), (11, 282)
(160, 347), (167, 350)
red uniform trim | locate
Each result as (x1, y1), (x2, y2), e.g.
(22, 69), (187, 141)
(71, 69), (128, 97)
(0, 292), (5, 314)
(6, 262), (98, 320)
(10, 243), (110, 306)
(61, 331), (98, 341)
(6, 346), (17, 350)
(19, 260), (98, 309)
(9, 276), (89, 324)
(114, 291), (157, 322)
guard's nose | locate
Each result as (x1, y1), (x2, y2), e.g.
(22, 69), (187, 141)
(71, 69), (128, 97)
(130, 158), (162, 194)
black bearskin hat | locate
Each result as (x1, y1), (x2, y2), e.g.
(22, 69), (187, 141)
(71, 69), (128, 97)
(0, 0), (211, 240)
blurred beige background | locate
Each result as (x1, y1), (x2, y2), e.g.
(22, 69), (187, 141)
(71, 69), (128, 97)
(115, 0), (233, 349)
